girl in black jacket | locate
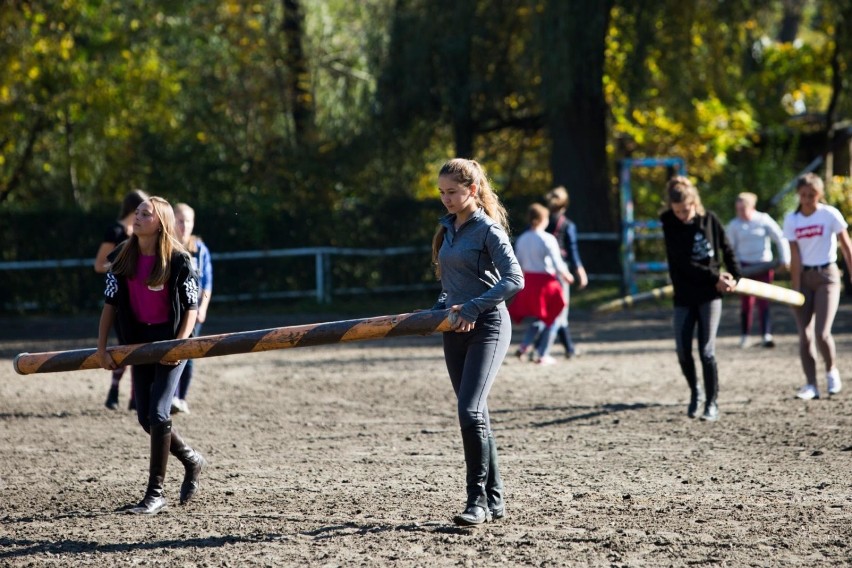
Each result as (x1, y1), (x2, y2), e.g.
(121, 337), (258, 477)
(661, 177), (741, 421)
(96, 196), (206, 514)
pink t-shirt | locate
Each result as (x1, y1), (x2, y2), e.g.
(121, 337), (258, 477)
(128, 255), (171, 324)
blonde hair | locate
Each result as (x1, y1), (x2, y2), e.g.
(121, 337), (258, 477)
(174, 202), (195, 218)
(665, 176), (705, 216)
(736, 192), (757, 208)
(110, 196), (186, 287)
(431, 159), (509, 278)
(546, 186), (569, 212)
(175, 202), (199, 253)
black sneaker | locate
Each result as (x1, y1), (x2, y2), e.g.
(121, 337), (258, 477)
(105, 386), (119, 410)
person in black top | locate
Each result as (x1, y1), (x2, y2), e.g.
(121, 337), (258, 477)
(544, 186), (588, 358)
(95, 189), (148, 411)
(661, 176), (741, 421)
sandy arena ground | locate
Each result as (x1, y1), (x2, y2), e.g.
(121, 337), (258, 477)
(1, 301), (851, 567)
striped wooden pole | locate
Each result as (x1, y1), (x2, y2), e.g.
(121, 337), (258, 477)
(595, 285), (674, 313)
(14, 309), (458, 375)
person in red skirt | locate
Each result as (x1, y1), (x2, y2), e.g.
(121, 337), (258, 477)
(509, 203), (574, 365)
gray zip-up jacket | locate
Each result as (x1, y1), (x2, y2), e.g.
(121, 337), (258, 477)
(432, 208), (524, 322)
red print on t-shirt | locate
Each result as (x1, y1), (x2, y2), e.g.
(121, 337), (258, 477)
(796, 225), (824, 239)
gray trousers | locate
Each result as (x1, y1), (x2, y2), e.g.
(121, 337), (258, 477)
(442, 306), (511, 433)
(673, 299), (722, 400)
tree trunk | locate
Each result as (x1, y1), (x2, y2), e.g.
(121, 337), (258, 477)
(282, 0), (316, 148)
(0, 117), (45, 204)
(778, 0), (805, 43)
(447, 0), (475, 158)
(540, 0), (615, 258)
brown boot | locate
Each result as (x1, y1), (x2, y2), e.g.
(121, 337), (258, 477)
(170, 428), (207, 505)
(128, 420), (171, 514)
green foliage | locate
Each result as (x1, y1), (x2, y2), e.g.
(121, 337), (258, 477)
(826, 175), (852, 223)
(2, 0), (852, 312)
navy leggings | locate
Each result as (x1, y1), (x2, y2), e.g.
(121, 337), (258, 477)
(176, 322), (202, 400)
(131, 323), (187, 431)
(442, 307), (511, 434)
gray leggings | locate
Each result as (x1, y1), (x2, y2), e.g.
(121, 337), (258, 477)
(673, 299), (722, 386)
(794, 265), (841, 385)
(442, 306), (511, 433)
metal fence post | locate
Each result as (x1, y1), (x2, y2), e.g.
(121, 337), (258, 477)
(315, 251), (325, 303)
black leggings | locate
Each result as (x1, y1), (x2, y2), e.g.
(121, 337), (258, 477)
(441, 307), (511, 434)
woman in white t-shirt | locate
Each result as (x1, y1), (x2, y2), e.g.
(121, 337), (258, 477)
(783, 173), (852, 400)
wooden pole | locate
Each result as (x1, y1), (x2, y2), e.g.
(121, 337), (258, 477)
(594, 285), (673, 313)
(14, 309), (457, 375)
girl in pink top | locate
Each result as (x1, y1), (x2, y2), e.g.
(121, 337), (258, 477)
(96, 196), (206, 515)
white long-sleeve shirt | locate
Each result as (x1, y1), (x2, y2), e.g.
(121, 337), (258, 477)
(726, 211), (790, 265)
(514, 227), (568, 275)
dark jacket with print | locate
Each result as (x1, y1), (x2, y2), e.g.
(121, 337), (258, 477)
(104, 244), (199, 344)
(660, 209), (741, 307)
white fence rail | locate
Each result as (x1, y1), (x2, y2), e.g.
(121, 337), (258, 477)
(0, 238), (623, 309)
(0, 246), (436, 305)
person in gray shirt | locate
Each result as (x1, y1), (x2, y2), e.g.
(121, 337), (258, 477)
(430, 158), (524, 525)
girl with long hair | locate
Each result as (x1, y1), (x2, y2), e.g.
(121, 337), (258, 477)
(430, 158), (524, 525)
(96, 196), (206, 514)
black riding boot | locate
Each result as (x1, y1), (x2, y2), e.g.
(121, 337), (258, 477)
(700, 358), (719, 421)
(678, 355), (704, 418)
(170, 428), (207, 505)
(129, 419), (171, 514)
(485, 432), (504, 520)
(453, 425), (490, 526)
(105, 385), (119, 410)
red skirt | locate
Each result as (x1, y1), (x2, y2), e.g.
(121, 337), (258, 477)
(508, 272), (566, 325)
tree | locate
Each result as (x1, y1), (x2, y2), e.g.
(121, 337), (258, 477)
(539, 0), (615, 234)
(282, 0), (316, 147)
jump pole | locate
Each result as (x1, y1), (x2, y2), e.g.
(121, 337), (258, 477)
(594, 277), (804, 314)
(14, 309), (458, 376)
(595, 284), (674, 314)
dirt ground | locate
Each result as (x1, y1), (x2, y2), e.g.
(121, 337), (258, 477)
(1, 300), (851, 567)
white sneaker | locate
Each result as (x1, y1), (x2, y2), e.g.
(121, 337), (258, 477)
(827, 368), (842, 395)
(537, 355), (557, 366)
(739, 335), (749, 349)
(170, 397), (190, 414)
(795, 384), (820, 400)
(762, 334), (775, 348)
